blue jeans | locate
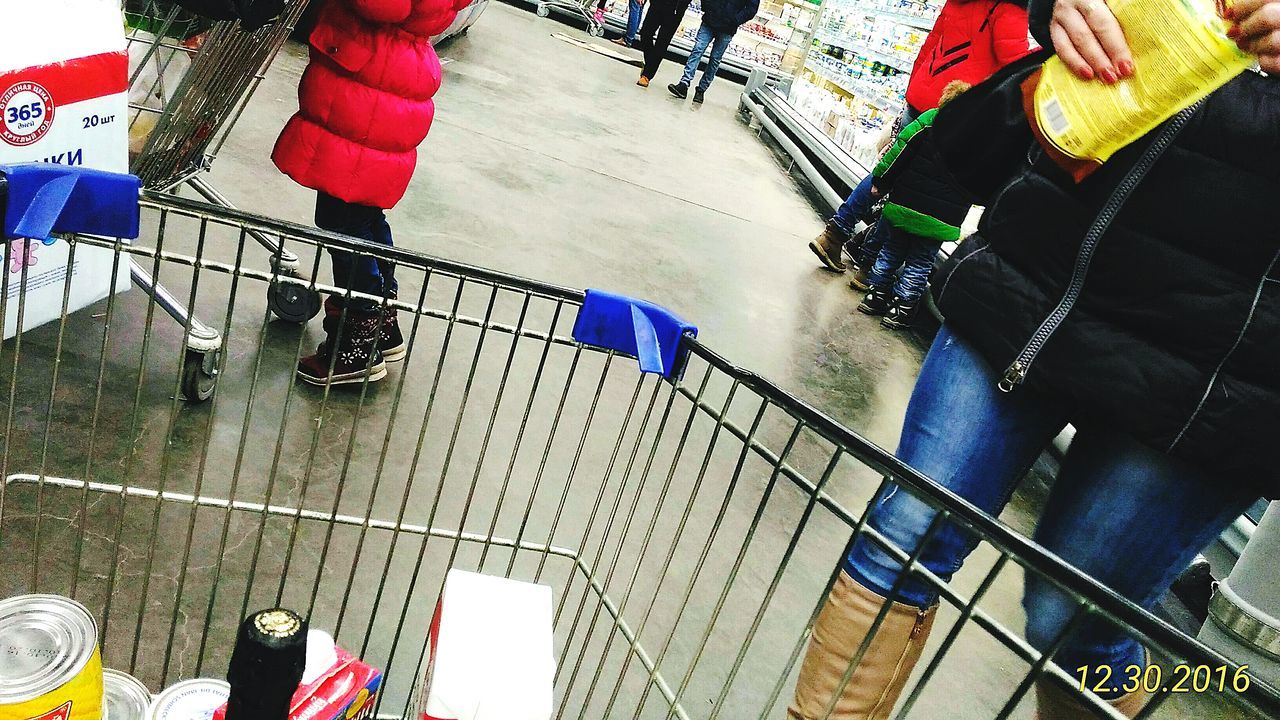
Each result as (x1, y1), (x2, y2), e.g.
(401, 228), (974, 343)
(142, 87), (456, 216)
(831, 173), (877, 236)
(680, 23), (733, 91)
(315, 192), (398, 312)
(865, 223), (938, 303)
(625, 0), (643, 42)
(843, 327), (1255, 697)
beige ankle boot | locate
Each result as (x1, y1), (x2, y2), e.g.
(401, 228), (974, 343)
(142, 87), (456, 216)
(809, 222), (849, 272)
(789, 571), (937, 720)
(1036, 673), (1149, 719)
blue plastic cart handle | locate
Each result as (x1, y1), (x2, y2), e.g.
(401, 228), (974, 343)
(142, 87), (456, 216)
(572, 289), (697, 379)
(0, 164), (141, 243)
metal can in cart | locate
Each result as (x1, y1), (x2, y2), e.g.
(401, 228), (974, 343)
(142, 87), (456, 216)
(104, 669), (151, 720)
(146, 680), (229, 720)
(0, 595), (103, 720)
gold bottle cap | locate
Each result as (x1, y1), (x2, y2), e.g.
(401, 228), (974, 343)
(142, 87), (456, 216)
(253, 610), (301, 640)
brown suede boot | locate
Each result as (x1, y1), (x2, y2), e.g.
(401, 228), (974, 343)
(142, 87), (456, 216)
(1036, 667), (1150, 719)
(297, 298), (388, 386)
(809, 221), (849, 272)
(790, 571), (937, 720)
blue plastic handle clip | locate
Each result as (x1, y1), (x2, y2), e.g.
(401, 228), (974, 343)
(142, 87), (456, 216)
(572, 289), (698, 379)
(0, 163), (141, 243)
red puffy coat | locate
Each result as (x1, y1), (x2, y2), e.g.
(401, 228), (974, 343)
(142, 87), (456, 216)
(272, 0), (467, 209)
(905, 0), (1031, 113)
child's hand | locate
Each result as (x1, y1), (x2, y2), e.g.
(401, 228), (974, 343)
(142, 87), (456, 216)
(871, 185), (881, 196)
(1049, 0), (1135, 83)
(1228, 0), (1280, 73)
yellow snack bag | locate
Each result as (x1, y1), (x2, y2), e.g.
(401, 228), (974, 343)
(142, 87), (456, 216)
(1029, 0), (1253, 179)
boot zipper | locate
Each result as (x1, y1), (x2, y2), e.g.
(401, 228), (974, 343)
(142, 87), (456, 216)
(910, 609), (928, 639)
(998, 103), (1202, 393)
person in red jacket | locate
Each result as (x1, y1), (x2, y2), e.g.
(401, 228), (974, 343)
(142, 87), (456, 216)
(273, 0), (468, 387)
(907, 0), (1032, 115)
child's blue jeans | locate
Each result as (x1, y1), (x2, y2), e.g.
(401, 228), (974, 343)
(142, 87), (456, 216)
(843, 326), (1256, 698)
(864, 223), (939, 304)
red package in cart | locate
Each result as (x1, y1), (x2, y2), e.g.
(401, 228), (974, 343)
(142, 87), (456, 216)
(213, 632), (382, 720)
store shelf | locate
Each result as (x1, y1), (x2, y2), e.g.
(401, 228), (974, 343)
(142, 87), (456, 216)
(806, 64), (903, 114)
(814, 30), (915, 72)
(867, 7), (935, 29)
(738, 31), (789, 49)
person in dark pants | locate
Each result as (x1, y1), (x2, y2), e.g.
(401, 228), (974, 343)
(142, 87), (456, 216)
(636, 0), (691, 87)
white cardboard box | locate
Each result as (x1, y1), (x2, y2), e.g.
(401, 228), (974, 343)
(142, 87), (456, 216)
(0, 0), (132, 340)
(422, 570), (555, 720)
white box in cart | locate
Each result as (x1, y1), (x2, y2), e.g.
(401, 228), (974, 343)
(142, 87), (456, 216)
(422, 569), (555, 720)
(0, 0), (132, 340)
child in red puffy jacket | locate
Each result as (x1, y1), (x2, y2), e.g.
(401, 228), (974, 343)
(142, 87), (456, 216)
(273, 0), (467, 387)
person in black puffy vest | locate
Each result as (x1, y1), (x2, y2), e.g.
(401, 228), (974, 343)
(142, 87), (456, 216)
(789, 0), (1280, 717)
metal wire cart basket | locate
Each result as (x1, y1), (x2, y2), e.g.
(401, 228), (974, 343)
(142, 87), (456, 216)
(1, 179), (1278, 719)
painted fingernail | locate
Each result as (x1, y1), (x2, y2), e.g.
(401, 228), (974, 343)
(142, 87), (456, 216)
(1100, 67), (1118, 83)
(1079, 66), (1095, 80)
(1118, 60), (1134, 77)
(1224, 5), (1235, 18)
(1227, 23), (1241, 38)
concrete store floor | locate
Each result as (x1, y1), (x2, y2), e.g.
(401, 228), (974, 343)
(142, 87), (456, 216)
(0, 4), (1260, 719)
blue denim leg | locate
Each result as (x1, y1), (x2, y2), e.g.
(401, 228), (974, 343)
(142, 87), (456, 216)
(680, 24), (714, 86)
(830, 174), (877, 236)
(1024, 428), (1255, 698)
(696, 31), (734, 91)
(849, 216), (890, 268)
(844, 326), (1067, 607)
(626, 0), (643, 41)
(865, 222), (912, 290)
(890, 234), (940, 304)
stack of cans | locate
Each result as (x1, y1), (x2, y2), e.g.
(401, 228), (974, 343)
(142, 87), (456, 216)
(0, 593), (229, 720)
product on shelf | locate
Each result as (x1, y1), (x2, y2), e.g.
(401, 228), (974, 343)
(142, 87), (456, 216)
(784, 0), (942, 160)
(0, 594), (104, 720)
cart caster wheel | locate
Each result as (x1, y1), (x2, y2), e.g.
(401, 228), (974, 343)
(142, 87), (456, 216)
(536, 3), (550, 16)
(268, 280), (322, 324)
(589, 23), (605, 36)
(181, 348), (219, 402)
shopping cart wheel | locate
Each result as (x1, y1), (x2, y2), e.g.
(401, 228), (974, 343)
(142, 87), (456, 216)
(589, 23), (606, 36)
(181, 349), (220, 402)
(536, 3), (550, 16)
(268, 280), (323, 324)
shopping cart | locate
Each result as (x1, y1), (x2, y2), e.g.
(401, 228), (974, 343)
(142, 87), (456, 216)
(2, 186), (1279, 720)
(536, 0), (609, 37)
(124, 0), (322, 402)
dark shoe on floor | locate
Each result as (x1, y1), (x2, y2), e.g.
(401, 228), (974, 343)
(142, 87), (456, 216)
(379, 304), (406, 362)
(857, 288), (893, 316)
(693, 88), (705, 104)
(881, 296), (922, 329)
(637, 75), (650, 87)
(808, 220), (849, 272)
(297, 301), (388, 386)
(667, 82), (688, 98)
(849, 266), (872, 291)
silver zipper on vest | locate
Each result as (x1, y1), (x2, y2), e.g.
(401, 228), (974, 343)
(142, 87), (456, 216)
(998, 103), (1202, 393)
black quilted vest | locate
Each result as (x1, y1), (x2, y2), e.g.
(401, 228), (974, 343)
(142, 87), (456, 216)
(933, 71), (1280, 495)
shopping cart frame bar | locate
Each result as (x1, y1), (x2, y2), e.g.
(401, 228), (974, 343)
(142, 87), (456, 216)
(21, 192), (1280, 719)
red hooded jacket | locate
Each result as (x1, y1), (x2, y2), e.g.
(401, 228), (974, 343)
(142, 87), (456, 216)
(905, 0), (1031, 113)
(272, 0), (468, 209)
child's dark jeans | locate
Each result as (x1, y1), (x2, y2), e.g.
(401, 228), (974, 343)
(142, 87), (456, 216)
(315, 192), (397, 313)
